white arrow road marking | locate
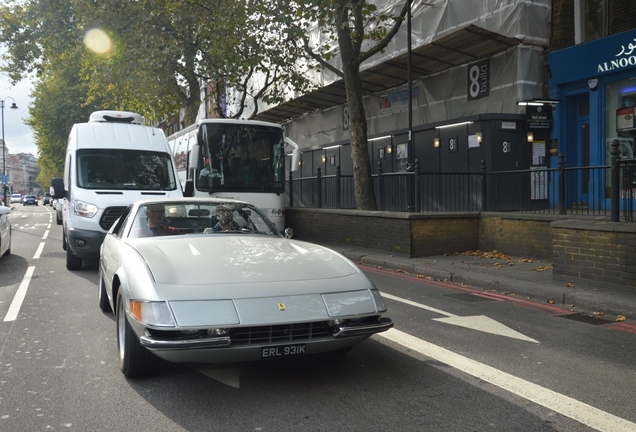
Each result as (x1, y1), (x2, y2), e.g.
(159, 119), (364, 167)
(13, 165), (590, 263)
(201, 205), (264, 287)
(192, 366), (241, 388)
(380, 292), (539, 343)
(433, 315), (539, 343)
(377, 329), (636, 432)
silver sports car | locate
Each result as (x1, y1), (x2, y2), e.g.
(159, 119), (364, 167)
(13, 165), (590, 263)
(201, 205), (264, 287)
(99, 198), (392, 378)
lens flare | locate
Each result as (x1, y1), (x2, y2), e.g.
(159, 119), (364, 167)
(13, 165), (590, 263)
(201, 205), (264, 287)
(84, 28), (113, 56)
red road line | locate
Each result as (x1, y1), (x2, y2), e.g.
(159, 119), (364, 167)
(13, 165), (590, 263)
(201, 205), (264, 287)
(361, 264), (636, 331)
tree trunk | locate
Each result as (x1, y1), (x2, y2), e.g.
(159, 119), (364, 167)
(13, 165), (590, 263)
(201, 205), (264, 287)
(343, 66), (377, 210)
(336, 6), (378, 211)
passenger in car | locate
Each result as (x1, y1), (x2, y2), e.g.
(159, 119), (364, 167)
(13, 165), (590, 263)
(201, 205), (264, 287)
(212, 206), (240, 232)
(134, 204), (181, 237)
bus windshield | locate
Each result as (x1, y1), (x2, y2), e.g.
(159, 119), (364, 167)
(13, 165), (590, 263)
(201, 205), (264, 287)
(196, 123), (285, 193)
(76, 149), (178, 191)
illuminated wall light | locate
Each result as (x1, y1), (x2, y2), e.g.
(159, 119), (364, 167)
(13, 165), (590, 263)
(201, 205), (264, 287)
(527, 132), (534, 143)
(434, 137), (440, 148)
(476, 132), (482, 143)
(321, 155), (326, 163)
(386, 144), (392, 154)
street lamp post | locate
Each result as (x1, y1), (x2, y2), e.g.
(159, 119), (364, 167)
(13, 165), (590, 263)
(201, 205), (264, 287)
(1, 97), (19, 206)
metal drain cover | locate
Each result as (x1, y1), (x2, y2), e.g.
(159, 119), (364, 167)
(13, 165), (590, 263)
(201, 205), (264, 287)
(561, 313), (610, 325)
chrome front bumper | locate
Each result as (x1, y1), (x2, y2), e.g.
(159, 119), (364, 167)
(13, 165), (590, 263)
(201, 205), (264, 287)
(139, 317), (393, 351)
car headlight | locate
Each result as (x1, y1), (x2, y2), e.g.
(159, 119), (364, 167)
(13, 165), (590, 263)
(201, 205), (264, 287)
(72, 199), (98, 218)
(129, 300), (175, 327)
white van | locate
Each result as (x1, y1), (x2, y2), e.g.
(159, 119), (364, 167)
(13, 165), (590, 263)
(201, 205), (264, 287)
(52, 111), (183, 270)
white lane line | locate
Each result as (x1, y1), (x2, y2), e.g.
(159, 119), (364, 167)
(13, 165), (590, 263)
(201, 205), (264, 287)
(43, 229), (50, 240)
(4, 266), (36, 322)
(381, 292), (457, 317)
(33, 242), (45, 259)
(378, 328), (636, 432)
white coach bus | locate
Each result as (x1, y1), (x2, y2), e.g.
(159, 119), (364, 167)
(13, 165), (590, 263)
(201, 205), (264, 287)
(168, 119), (299, 230)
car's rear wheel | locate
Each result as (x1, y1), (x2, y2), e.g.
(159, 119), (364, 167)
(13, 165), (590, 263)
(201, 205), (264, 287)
(56, 212), (62, 225)
(116, 291), (160, 378)
(65, 244), (82, 270)
(98, 270), (112, 312)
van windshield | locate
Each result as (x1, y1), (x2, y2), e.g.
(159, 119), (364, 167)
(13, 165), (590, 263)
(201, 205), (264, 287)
(76, 149), (177, 191)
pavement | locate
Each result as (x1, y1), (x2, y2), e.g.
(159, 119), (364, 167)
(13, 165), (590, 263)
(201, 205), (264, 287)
(320, 242), (636, 323)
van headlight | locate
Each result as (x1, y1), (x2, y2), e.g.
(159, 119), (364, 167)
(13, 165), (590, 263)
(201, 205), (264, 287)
(72, 199), (98, 218)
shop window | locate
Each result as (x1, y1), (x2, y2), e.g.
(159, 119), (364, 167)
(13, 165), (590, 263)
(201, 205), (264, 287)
(605, 78), (636, 195)
(575, 0), (607, 44)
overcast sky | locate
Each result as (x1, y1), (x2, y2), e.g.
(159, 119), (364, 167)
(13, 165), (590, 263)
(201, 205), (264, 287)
(1, 45), (38, 158)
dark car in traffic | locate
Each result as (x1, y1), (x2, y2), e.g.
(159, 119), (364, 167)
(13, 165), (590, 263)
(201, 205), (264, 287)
(23, 195), (38, 206)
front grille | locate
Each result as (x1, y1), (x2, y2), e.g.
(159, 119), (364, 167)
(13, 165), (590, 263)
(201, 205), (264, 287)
(99, 206), (127, 230)
(231, 322), (332, 346)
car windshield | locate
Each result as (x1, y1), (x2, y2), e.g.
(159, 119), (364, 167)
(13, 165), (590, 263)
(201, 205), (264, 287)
(128, 201), (280, 238)
(76, 149), (177, 191)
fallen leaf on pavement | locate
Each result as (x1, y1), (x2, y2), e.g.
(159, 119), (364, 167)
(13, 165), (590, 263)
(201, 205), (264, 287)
(616, 315), (627, 322)
(593, 311), (604, 316)
(533, 265), (553, 272)
(547, 300), (556, 304)
(566, 282), (575, 287)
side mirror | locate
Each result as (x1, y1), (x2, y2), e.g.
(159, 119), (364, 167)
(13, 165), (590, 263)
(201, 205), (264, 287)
(51, 177), (66, 199)
(183, 180), (194, 197)
(285, 137), (300, 171)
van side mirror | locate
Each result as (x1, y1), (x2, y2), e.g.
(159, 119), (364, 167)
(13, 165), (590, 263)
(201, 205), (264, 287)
(51, 177), (66, 199)
(183, 180), (194, 197)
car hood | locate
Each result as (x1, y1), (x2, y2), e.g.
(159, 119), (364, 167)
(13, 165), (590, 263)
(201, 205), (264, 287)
(128, 236), (360, 286)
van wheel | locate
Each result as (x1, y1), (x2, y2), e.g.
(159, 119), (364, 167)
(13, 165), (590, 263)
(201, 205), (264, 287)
(66, 246), (82, 270)
(62, 231), (67, 251)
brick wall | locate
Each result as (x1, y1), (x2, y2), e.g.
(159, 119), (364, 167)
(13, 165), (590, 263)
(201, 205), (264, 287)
(479, 213), (554, 259)
(285, 208), (479, 257)
(552, 220), (636, 291)
(285, 209), (636, 290)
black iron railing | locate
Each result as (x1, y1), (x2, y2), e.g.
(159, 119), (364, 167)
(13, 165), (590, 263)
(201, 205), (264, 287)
(287, 141), (636, 223)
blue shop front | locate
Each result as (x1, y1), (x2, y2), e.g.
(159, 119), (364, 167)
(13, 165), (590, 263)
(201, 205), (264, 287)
(548, 28), (636, 210)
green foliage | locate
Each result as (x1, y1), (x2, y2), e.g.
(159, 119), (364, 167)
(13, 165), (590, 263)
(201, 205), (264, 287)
(0, 0), (408, 208)
(0, 0), (315, 181)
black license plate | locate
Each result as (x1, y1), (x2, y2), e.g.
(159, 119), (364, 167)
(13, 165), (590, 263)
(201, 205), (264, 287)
(261, 344), (307, 358)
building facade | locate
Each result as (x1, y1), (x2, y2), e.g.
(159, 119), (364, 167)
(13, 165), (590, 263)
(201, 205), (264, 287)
(547, 1), (636, 208)
(251, 0), (633, 213)
(1, 139), (40, 196)
(249, 1), (552, 184)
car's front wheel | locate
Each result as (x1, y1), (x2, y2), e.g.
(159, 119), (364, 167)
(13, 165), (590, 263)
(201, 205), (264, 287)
(116, 291), (160, 378)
